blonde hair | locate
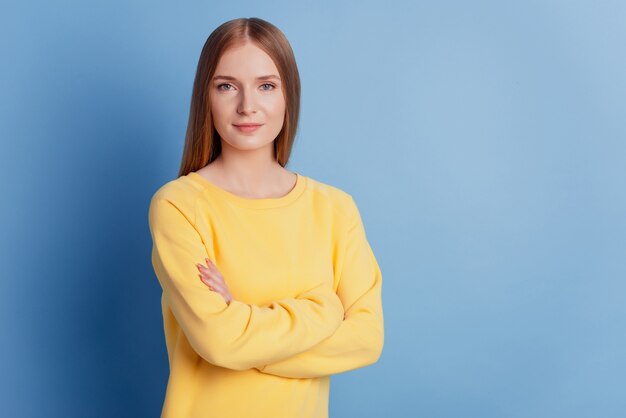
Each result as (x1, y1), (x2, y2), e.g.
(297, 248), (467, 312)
(178, 17), (301, 177)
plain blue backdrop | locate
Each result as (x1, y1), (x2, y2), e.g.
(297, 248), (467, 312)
(1, 1), (625, 417)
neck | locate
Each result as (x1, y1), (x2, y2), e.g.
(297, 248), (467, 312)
(212, 142), (285, 193)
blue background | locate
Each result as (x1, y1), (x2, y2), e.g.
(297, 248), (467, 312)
(1, 1), (625, 417)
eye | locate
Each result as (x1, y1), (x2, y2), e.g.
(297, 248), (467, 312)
(261, 83), (276, 91)
(216, 83), (233, 91)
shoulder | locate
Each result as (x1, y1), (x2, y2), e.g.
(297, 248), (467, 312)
(148, 174), (205, 226)
(304, 175), (359, 223)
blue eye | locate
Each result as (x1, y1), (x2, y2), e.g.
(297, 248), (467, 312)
(216, 83), (276, 91)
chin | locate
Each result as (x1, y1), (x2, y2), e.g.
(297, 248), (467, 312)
(225, 138), (275, 151)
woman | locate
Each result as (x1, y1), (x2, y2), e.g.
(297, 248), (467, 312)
(148, 17), (384, 418)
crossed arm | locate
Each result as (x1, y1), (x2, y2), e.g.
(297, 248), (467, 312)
(149, 196), (345, 371)
(149, 194), (383, 377)
(255, 198), (384, 378)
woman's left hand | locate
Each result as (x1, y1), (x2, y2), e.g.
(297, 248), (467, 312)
(196, 258), (233, 305)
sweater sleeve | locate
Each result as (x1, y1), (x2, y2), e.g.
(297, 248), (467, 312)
(257, 197), (384, 378)
(148, 194), (345, 371)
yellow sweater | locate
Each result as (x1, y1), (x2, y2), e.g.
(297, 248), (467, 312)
(148, 171), (384, 418)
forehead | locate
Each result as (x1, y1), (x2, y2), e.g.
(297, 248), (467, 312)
(215, 42), (279, 78)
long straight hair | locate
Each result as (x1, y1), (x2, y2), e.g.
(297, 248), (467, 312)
(178, 17), (301, 177)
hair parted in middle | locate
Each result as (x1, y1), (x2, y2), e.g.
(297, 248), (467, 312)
(178, 17), (301, 178)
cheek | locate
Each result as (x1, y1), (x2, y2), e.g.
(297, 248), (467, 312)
(210, 100), (229, 125)
(267, 96), (286, 120)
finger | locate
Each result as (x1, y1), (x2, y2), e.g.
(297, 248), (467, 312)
(199, 275), (219, 292)
(197, 264), (212, 277)
(197, 263), (219, 279)
(198, 270), (217, 286)
(201, 277), (231, 304)
(205, 258), (219, 272)
(199, 265), (227, 286)
(196, 263), (206, 273)
(205, 260), (227, 282)
(197, 265), (230, 294)
(202, 275), (227, 294)
(198, 273), (212, 287)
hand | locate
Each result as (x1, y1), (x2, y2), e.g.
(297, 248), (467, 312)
(196, 258), (234, 305)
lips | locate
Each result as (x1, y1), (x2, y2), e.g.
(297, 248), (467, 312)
(233, 123), (263, 133)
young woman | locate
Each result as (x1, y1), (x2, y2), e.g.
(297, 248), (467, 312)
(148, 17), (384, 418)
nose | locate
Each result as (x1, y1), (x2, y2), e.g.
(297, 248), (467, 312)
(237, 89), (257, 115)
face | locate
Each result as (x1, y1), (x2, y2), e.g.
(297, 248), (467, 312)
(209, 42), (286, 155)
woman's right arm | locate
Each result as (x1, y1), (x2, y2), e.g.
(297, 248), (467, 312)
(148, 194), (344, 371)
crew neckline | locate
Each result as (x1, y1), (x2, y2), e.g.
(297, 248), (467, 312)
(187, 171), (307, 209)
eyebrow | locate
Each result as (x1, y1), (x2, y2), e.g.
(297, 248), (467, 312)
(212, 75), (281, 82)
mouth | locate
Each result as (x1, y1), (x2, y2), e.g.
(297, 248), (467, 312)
(233, 123), (263, 133)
